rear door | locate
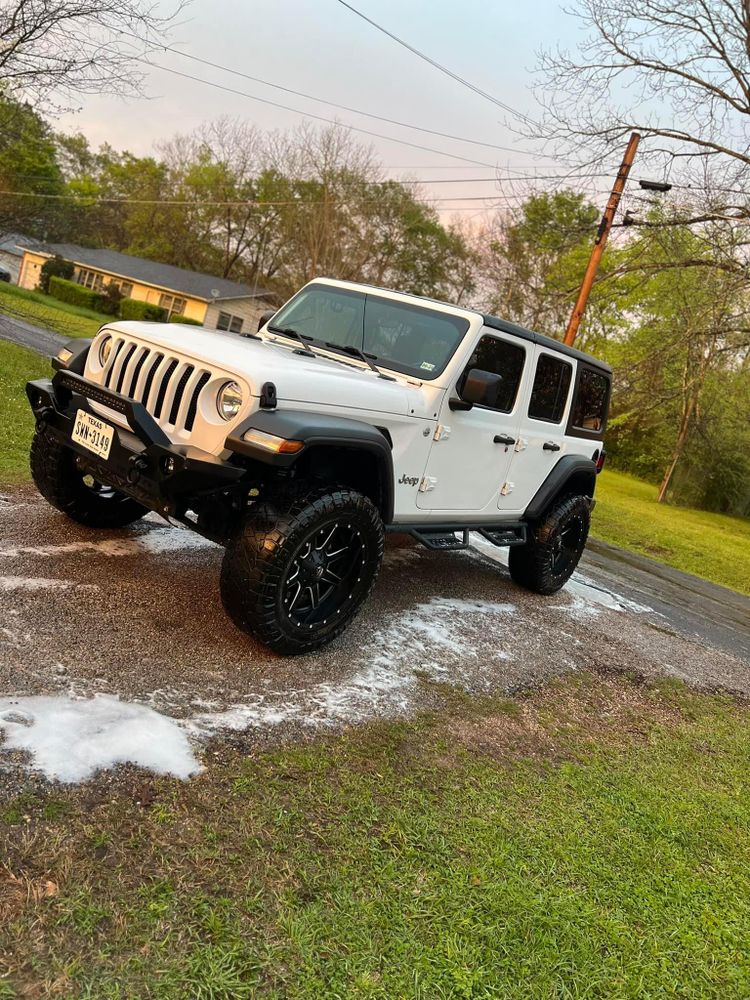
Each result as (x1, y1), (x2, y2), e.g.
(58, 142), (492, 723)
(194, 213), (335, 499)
(498, 348), (575, 512)
(417, 330), (528, 512)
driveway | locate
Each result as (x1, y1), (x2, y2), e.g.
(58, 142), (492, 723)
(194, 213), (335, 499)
(0, 312), (67, 357)
(1, 486), (748, 777)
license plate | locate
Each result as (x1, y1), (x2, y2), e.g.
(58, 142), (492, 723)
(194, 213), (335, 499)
(71, 409), (114, 459)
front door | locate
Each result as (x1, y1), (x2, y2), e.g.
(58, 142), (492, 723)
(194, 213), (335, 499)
(417, 330), (528, 512)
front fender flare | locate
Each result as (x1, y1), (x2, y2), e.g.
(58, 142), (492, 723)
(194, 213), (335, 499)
(225, 409), (394, 521)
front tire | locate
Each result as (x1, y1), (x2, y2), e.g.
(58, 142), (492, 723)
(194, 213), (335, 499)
(30, 428), (147, 529)
(508, 494), (591, 595)
(220, 485), (385, 655)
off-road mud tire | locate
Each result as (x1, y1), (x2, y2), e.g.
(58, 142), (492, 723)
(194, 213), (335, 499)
(508, 494), (590, 595)
(29, 427), (147, 529)
(220, 484), (384, 655)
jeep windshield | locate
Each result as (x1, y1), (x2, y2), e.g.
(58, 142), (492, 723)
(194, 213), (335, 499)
(267, 284), (470, 380)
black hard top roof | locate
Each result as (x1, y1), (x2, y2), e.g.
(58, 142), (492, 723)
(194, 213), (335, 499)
(483, 314), (612, 374)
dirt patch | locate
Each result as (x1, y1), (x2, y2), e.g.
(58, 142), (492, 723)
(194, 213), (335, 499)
(445, 670), (702, 765)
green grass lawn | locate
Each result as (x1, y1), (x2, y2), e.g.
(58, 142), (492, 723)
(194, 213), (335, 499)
(0, 340), (50, 484)
(0, 281), (105, 339)
(2, 672), (750, 999)
(592, 469), (750, 596)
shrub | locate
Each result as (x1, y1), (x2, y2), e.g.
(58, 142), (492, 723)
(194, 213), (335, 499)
(119, 297), (167, 322)
(101, 281), (124, 316)
(48, 276), (105, 312)
(169, 315), (203, 326)
(40, 257), (74, 294)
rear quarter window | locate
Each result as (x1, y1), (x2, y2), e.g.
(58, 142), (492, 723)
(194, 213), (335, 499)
(569, 367), (611, 437)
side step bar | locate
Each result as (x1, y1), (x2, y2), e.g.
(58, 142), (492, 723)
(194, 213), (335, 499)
(405, 524), (527, 552)
(409, 528), (471, 551)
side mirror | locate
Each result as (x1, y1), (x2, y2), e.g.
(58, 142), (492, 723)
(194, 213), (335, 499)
(257, 308), (276, 332)
(449, 368), (504, 411)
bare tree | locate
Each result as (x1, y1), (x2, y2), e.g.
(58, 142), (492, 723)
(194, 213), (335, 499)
(535, 0), (750, 227)
(0, 0), (185, 108)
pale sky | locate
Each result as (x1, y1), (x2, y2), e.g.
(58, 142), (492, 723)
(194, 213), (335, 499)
(57, 0), (609, 215)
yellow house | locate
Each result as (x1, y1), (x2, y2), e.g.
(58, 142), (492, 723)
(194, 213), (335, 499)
(18, 242), (273, 335)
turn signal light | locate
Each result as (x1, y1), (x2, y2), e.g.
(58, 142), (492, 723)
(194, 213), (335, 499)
(242, 428), (304, 454)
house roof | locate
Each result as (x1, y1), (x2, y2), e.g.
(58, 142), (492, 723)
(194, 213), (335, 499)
(22, 242), (270, 302)
(0, 232), (38, 257)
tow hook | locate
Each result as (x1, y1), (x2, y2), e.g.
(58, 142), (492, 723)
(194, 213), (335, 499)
(126, 455), (149, 485)
(35, 406), (55, 431)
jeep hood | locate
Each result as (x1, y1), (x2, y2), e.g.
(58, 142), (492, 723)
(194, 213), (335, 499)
(105, 321), (423, 416)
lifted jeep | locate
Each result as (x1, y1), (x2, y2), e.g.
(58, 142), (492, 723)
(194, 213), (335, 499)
(26, 278), (611, 654)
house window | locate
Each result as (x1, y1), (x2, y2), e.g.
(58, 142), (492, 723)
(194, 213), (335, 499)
(217, 311), (244, 334)
(158, 293), (186, 317)
(77, 268), (104, 291)
(110, 279), (133, 297)
(528, 353), (573, 423)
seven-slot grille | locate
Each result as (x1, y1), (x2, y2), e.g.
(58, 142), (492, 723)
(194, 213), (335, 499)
(100, 337), (212, 433)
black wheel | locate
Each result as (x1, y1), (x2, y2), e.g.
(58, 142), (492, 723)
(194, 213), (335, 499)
(220, 484), (384, 655)
(29, 428), (147, 529)
(508, 494), (590, 595)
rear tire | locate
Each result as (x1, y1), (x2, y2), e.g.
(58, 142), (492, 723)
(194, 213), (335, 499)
(30, 428), (147, 529)
(220, 484), (384, 655)
(508, 494), (590, 595)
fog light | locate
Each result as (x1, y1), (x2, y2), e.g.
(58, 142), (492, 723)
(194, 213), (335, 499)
(56, 347), (73, 366)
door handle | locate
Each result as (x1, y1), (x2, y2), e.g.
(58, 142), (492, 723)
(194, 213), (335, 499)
(543, 441), (561, 452)
(493, 434), (516, 445)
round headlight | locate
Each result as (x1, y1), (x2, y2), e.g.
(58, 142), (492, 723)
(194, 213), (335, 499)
(217, 381), (243, 421)
(98, 335), (113, 366)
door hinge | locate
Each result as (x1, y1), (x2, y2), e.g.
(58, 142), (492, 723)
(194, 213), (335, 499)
(433, 424), (451, 441)
(419, 476), (437, 493)
(500, 481), (515, 496)
(514, 438), (528, 453)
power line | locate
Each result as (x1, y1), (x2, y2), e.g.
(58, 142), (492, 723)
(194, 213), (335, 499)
(137, 41), (527, 156)
(0, 188), (532, 206)
(139, 58), (499, 169)
(333, 0), (541, 129)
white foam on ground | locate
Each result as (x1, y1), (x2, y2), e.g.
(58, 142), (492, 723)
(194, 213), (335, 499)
(0, 526), (216, 560)
(185, 595), (516, 737)
(0, 694), (200, 783)
(0, 575), (97, 592)
(468, 535), (652, 616)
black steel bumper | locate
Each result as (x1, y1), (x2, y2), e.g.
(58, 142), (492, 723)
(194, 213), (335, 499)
(26, 370), (244, 516)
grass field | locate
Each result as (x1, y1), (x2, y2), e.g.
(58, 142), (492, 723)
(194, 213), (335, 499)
(0, 340), (51, 484)
(2, 672), (750, 998)
(0, 281), (105, 340)
(592, 469), (750, 596)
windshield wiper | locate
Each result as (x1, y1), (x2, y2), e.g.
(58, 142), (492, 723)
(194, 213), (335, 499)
(325, 342), (396, 381)
(267, 325), (315, 357)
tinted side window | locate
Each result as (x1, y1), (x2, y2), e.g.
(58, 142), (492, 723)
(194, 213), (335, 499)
(462, 335), (525, 412)
(528, 353), (572, 423)
(570, 368), (610, 432)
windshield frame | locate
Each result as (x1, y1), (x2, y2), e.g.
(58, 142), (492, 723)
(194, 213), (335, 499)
(266, 282), (472, 381)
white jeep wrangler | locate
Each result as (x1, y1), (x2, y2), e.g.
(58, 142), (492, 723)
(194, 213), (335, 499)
(27, 278), (610, 654)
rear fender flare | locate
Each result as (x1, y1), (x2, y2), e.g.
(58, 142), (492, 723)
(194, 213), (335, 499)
(524, 455), (597, 521)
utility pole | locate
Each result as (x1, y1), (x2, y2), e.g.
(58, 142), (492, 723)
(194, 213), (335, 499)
(563, 131), (640, 346)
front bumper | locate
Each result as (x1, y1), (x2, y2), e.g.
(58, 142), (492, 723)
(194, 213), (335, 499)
(26, 370), (244, 517)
